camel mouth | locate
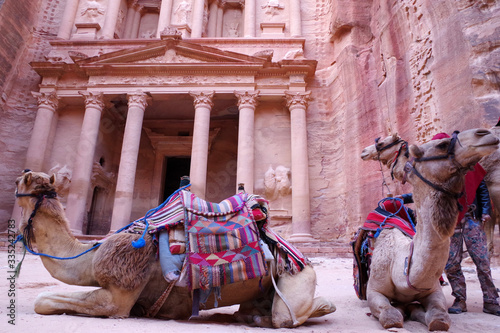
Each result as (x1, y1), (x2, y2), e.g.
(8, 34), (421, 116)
(470, 137), (499, 148)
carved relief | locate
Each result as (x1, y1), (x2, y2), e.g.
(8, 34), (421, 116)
(404, 0), (440, 142)
(234, 90), (260, 108)
(174, 0), (192, 25)
(127, 91), (149, 109)
(136, 49), (204, 63)
(91, 161), (115, 193)
(264, 165), (292, 212)
(80, 0), (105, 22)
(48, 164), (73, 201)
(79, 91), (105, 110)
(261, 0), (284, 18)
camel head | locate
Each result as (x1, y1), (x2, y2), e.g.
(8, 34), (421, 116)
(360, 133), (405, 164)
(16, 170), (57, 199)
(408, 128), (499, 181)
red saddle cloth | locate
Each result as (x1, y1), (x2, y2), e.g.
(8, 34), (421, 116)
(363, 198), (415, 238)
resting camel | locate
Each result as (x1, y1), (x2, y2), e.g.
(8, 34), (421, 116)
(358, 128), (499, 330)
(14, 171), (335, 328)
(362, 128), (500, 254)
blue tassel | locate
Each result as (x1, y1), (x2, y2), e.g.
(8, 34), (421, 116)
(132, 237), (146, 248)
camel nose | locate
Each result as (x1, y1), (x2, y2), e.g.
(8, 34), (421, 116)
(360, 149), (369, 160)
(474, 128), (492, 137)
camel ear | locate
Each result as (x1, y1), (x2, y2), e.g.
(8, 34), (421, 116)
(23, 172), (32, 186)
(392, 133), (398, 140)
(409, 144), (424, 159)
(49, 174), (56, 185)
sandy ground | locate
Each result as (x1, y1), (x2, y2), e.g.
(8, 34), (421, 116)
(1, 250), (500, 333)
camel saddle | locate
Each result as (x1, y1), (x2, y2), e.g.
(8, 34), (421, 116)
(351, 198), (416, 300)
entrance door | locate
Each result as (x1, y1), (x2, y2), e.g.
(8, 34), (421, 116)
(163, 157), (191, 201)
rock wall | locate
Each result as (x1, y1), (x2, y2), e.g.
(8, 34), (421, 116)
(304, 0), (499, 240)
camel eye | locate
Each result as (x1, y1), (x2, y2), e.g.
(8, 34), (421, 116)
(436, 141), (449, 151)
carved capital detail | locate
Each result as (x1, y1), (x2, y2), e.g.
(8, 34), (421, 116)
(234, 90), (260, 109)
(284, 91), (312, 110)
(79, 91), (105, 110)
(32, 91), (59, 111)
(190, 91), (214, 109)
(127, 91), (149, 110)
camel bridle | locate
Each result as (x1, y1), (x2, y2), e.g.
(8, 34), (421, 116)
(402, 130), (465, 202)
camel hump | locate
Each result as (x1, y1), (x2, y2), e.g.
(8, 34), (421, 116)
(93, 233), (155, 290)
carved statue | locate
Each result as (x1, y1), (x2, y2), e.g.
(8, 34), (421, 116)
(264, 165), (291, 201)
(80, 0), (105, 22)
(261, 0), (284, 17)
(174, 0), (192, 25)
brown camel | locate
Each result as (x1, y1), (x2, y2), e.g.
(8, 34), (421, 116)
(359, 128), (499, 330)
(15, 171), (335, 328)
(362, 129), (500, 255)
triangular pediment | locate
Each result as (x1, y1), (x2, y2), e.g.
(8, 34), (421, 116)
(73, 39), (268, 66)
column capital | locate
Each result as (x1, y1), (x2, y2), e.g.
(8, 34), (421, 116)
(31, 91), (59, 111)
(235, 90), (260, 109)
(127, 91), (150, 110)
(79, 91), (105, 110)
(190, 91), (214, 108)
(284, 91), (312, 109)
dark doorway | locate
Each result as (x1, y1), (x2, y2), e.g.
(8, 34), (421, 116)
(163, 157), (191, 201)
(86, 186), (107, 235)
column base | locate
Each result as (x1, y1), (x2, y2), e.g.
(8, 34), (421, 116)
(288, 233), (317, 243)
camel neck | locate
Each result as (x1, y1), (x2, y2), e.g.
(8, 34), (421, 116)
(22, 200), (98, 286)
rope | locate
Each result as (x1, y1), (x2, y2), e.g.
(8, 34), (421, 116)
(373, 197), (415, 238)
(146, 280), (176, 318)
(131, 183), (191, 248)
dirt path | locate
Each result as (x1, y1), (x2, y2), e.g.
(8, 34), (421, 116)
(1, 251), (500, 333)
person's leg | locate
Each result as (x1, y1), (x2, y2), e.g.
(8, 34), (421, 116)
(445, 228), (467, 313)
(463, 217), (500, 315)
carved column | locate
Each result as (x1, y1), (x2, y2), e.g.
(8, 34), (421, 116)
(235, 91), (259, 193)
(157, 0), (174, 38)
(191, 0), (206, 37)
(189, 91), (214, 198)
(25, 92), (59, 171)
(216, 5), (224, 37)
(110, 92), (149, 231)
(243, 0), (256, 37)
(65, 92), (105, 233)
(123, 1), (138, 39)
(207, 0), (218, 37)
(131, 5), (144, 39)
(101, 0), (122, 39)
(57, 0), (80, 39)
(289, 0), (302, 37)
(285, 91), (313, 242)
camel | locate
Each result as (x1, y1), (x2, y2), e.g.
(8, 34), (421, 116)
(362, 128), (500, 255)
(358, 128), (499, 330)
(14, 170), (335, 328)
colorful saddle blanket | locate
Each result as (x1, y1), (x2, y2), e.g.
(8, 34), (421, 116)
(127, 190), (306, 293)
(351, 198), (416, 300)
(181, 191), (268, 290)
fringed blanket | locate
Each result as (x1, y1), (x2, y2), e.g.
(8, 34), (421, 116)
(351, 198), (416, 300)
(125, 190), (307, 293)
(182, 191), (268, 290)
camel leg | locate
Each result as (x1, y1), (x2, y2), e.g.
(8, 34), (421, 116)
(420, 290), (451, 331)
(271, 265), (336, 328)
(34, 285), (145, 318)
(367, 290), (404, 329)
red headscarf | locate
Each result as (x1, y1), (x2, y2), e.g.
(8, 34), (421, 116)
(431, 132), (486, 223)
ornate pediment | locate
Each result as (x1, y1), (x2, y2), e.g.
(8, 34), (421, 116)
(72, 39), (268, 66)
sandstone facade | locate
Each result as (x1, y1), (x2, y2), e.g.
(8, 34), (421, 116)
(0, 0), (498, 242)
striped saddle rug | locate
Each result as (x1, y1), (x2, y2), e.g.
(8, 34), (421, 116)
(127, 190), (268, 291)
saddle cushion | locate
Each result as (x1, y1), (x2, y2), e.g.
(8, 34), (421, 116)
(181, 192), (268, 290)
